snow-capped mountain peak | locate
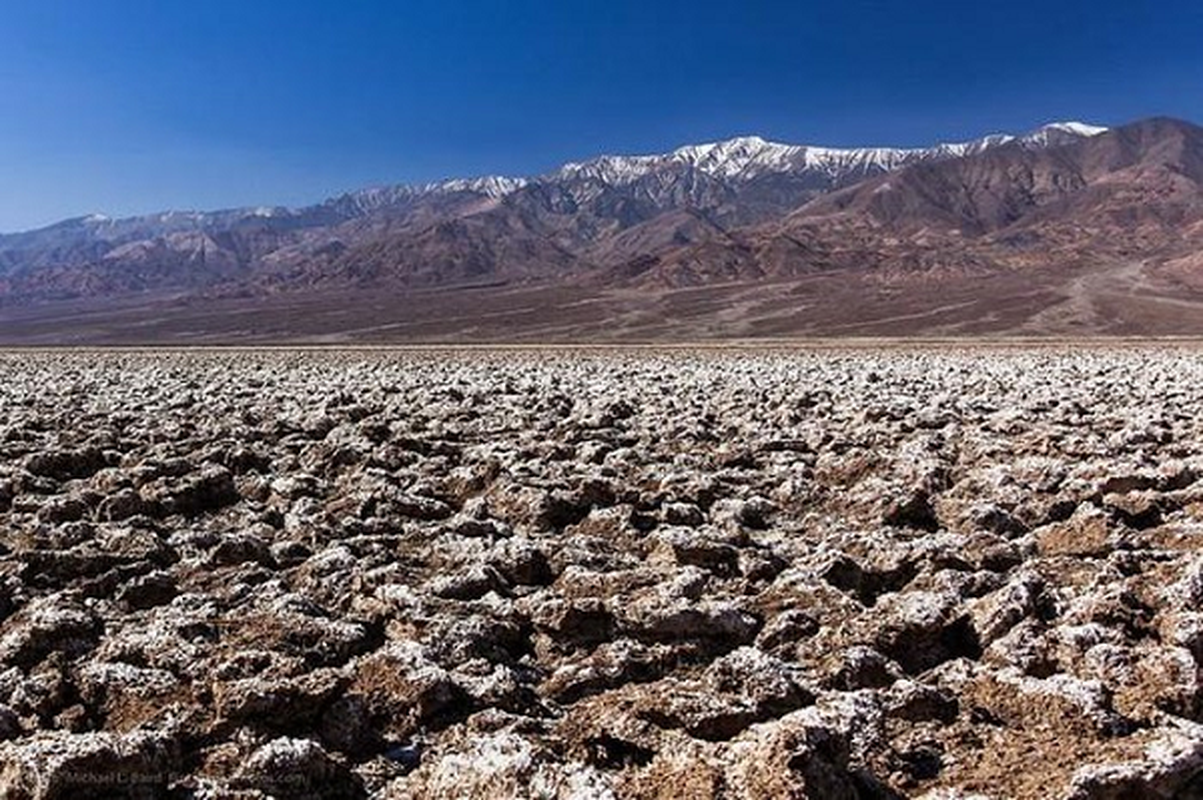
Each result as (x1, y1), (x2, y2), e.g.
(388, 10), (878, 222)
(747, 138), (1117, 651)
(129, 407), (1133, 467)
(326, 174), (529, 217)
(671, 135), (801, 177)
(550, 121), (1107, 188)
(1041, 121), (1109, 137)
(1015, 121), (1109, 149)
(419, 175), (529, 198)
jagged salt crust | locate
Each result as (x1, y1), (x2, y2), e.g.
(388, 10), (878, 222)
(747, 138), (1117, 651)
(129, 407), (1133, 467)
(0, 346), (1198, 799)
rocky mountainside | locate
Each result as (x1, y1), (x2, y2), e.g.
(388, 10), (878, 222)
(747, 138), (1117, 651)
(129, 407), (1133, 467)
(304, 122), (1109, 290)
(0, 122), (1105, 305)
(627, 117), (1203, 288)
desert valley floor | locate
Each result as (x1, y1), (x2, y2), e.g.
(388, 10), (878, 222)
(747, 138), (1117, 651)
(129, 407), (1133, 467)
(1, 345), (1203, 798)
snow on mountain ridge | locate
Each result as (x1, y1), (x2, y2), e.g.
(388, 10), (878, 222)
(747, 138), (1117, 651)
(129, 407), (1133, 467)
(554, 121), (1108, 186)
(419, 175), (529, 197)
(1042, 122), (1109, 137)
(329, 175), (529, 216)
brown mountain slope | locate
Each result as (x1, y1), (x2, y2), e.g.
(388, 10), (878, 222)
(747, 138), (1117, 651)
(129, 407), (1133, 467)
(797, 117), (1203, 233)
(319, 209), (585, 288)
(217, 124), (1107, 296)
(625, 117), (1203, 291)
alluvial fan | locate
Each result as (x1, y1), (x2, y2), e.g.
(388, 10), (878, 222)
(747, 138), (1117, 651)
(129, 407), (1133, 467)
(0, 346), (1202, 799)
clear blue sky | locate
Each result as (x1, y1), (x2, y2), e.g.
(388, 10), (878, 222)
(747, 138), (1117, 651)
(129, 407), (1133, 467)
(1, 0), (1200, 232)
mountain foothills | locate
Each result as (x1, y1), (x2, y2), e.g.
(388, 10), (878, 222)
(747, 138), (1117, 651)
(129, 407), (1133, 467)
(3, 117), (1203, 342)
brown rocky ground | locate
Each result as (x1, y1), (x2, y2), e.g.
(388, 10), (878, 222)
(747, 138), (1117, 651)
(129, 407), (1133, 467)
(0, 346), (1202, 798)
(5, 258), (1203, 346)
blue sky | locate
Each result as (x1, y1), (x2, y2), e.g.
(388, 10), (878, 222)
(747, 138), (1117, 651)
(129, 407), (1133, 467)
(1, 0), (1200, 232)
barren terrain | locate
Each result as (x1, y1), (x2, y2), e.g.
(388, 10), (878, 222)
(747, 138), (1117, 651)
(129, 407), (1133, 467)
(5, 256), (1203, 346)
(2, 346), (1203, 798)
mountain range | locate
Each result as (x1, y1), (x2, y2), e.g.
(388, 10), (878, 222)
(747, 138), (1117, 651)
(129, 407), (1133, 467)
(2, 117), (1203, 343)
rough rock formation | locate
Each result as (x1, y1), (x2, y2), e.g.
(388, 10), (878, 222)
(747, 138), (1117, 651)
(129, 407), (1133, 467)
(0, 346), (1202, 798)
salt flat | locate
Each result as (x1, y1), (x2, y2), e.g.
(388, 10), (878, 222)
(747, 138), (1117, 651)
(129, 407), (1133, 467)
(1, 347), (1202, 798)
